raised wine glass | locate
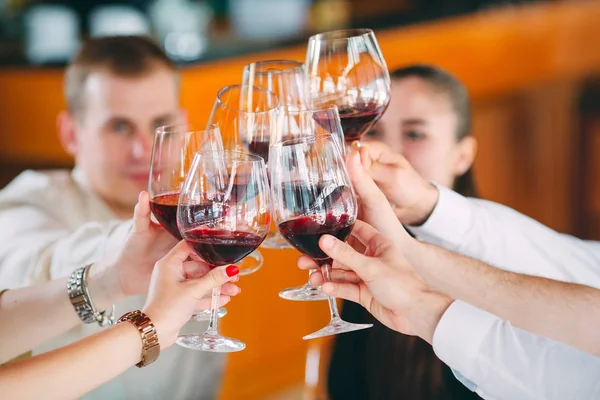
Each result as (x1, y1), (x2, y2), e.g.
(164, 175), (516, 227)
(242, 59), (308, 249)
(207, 84), (279, 273)
(277, 105), (345, 301)
(269, 134), (373, 339)
(176, 150), (270, 352)
(305, 29), (391, 149)
(149, 124), (230, 321)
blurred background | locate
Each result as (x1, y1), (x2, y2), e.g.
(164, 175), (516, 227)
(1, 1), (599, 399)
(0, 0), (542, 66)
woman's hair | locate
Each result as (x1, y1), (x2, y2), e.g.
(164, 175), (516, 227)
(391, 64), (478, 198)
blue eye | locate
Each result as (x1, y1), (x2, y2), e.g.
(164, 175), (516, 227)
(113, 121), (132, 135)
(405, 130), (425, 141)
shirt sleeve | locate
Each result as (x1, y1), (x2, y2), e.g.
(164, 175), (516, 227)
(433, 301), (600, 400)
(0, 205), (131, 289)
(408, 185), (600, 285)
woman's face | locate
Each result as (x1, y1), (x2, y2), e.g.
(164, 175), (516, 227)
(365, 77), (475, 188)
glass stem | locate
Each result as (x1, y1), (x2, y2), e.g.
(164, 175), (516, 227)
(321, 263), (341, 320)
(307, 269), (317, 287)
(205, 285), (221, 336)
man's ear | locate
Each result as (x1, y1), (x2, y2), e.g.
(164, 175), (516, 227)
(57, 111), (78, 156)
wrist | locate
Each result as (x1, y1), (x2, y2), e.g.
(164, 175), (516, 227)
(410, 288), (453, 345)
(86, 261), (125, 311)
(141, 306), (177, 350)
(404, 182), (439, 226)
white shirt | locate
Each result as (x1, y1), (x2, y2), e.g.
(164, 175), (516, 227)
(0, 170), (225, 400)
(409, 185), (600, 400)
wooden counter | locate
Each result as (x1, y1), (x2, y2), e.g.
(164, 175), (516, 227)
(1, 1), (599, 399)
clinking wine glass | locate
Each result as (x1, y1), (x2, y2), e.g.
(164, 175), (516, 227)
(175, 150), (270, 352)
(149, 124), (231, 321)
(242, 59), (308, 249)
(305, 29), (391, 150)
(207, 84), (279, 273)
(269, 134), (373, 339)
(277, 105), (346, 301)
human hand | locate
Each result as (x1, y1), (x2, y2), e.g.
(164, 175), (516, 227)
(355, 141), (438, 226)
(142, 240), (241, 347)
(299, 220), (451, 344)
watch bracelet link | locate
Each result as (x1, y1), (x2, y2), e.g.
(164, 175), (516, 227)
(117, 310), (160, 368)
(67, 264), (115, 327)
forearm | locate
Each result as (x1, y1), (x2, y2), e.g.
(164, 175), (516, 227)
(0, 323), (142, 399)
(408, 186), (600, 286)
(0, 263), (123, 362)
(410, 241), (600, 356)
(432, 302), (600, 400)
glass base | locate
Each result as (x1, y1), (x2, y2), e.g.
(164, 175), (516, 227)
(279, 283), (328, 301)
(189, 307), (227, 322)
(176, 333), (246, 353)
(261, 231), (292, 249)
(302, 317), (373, 340)
(236, 249), (263, 276)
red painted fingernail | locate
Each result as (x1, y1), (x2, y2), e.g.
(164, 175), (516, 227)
(226, 265), (240, 277)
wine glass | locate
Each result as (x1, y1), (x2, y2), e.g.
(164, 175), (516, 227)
(176, 150), (270, 352)
(149, 124), (229, 321)
(269, 134), (373, 339)
(207, 84), (279, 272)
(277, 105), (346, 301)
(242, 59), (308, 249)
(305, 29), (391, 149)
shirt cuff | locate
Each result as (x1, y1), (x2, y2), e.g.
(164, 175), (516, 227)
(407, 184), (474, 250)
(432, 300), (500, 386)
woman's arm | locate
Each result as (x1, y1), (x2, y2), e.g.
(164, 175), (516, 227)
(0, 322), (141, 399)
(0, 191), (236, 363)
(0, 240), (241, 400)
(0, 262), (120, 363)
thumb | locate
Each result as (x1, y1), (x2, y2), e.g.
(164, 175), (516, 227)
(346, 150), (398, 232)
(184, 264), (240, 298)
(156, 240), (193, 270)
(319, 224), (383, 282)
(132, 191), (151, 233)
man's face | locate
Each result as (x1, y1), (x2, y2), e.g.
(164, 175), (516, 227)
(71, 67), (180, 215)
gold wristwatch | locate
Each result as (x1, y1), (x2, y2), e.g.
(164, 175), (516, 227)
(117, 310), (160, 368)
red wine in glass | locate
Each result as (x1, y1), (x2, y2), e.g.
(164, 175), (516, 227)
(184, 227), (264, 267)
(337, 103), (387, 143)
(278, 213), (354, 266)
(150, 192), (182, 240)
(245, 139), (270, 164)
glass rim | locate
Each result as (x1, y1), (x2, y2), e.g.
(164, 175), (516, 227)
(215, 84), (280, 115)
(281, 104), (339, 116)
(155, 123), (220, 136)
(193, 149), (266, 164)
(274, 132), (338, 148)
(243, 59), (304, 75)
(309, 28), (374, 42)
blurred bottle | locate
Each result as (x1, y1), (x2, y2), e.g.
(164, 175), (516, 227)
(89, 5), (150, 37)
(309, 0), (350, 32)
(149, 0), (212, 62)
(24, 4), (79, 64)
(228, 0), (311, 41)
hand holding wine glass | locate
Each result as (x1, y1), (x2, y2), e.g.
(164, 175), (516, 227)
(148, 124), (228, 320)
(269, 134), (372, 339)
(175, 150), (270, 352)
